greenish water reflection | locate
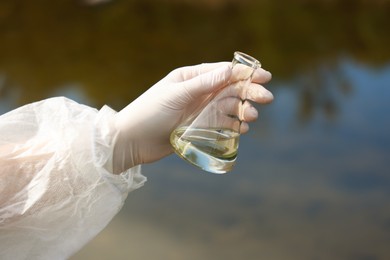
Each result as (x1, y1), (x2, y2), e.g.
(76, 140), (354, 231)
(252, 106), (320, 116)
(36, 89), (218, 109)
(1, 0), (389, 109)
(0, 1), (389, 259)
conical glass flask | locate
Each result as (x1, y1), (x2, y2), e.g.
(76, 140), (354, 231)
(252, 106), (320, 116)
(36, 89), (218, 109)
(170, 51), (261, 173)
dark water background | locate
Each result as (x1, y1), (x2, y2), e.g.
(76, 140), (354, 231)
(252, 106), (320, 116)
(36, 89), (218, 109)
(1, 0), (389, 259)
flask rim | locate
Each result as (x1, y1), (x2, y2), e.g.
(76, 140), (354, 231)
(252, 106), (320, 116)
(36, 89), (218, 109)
(233, 51), (261, 69)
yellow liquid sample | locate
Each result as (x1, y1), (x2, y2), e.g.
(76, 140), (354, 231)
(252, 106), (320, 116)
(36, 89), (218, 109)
(170, 126), (240, 174)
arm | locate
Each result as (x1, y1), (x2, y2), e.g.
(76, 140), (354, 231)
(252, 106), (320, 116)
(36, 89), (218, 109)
(0, 98), (145, 259)
(0, 61), (272, 259)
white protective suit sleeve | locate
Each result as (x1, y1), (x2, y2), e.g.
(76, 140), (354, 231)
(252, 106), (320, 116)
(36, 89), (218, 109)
(0, 97), (146, 260)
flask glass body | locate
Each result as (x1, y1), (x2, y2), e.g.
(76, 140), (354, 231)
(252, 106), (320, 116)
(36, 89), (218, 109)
(170, 51), (261, 173)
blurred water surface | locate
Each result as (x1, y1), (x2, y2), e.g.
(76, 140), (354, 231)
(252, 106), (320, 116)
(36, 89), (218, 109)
(0, 0), (389, 259)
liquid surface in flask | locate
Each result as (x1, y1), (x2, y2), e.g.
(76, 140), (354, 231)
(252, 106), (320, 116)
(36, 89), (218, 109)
(170, 126), (240, 174)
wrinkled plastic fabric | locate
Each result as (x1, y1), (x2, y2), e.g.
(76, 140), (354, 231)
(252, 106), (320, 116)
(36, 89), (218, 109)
(0, 97), (146, 260)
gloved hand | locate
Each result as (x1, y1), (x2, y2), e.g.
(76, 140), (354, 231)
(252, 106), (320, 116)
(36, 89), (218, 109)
(111, 62), (273, 174)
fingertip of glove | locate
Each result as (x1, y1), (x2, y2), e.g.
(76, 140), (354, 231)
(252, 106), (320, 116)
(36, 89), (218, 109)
(263, 69), (272, 81)
(254, 68), (272, 83)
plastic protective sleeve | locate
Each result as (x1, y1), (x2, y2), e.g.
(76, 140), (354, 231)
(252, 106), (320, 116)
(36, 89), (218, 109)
(0, 97), (146, 260)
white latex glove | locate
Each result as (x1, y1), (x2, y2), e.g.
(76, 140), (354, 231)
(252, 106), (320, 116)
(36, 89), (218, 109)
(112, 62), (273, 174)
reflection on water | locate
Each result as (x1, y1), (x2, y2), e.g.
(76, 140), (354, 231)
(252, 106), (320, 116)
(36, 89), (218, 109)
(78, 57), (389, 260)
(0, 0), (389, 259)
